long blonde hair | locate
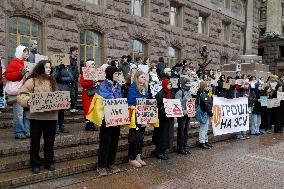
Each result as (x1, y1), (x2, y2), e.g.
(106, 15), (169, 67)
(134, 71), (148, 94)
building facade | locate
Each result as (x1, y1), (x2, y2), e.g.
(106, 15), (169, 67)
(0, 0), (259, 69)
(258, 0), (284, 75)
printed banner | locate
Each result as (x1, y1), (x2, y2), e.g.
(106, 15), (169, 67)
(29, 91), (71, 113)
(82, 67), (97, 80)
(104, 98), (130, 126)
(212, 97), (249, 136)
(186, 98), (196, 117)
(136, 99), (157, 124)
(163, 98), (183, 117)
(259, 96), (268, 107)
(277, 91), (284, 101)
(35, 54), (48, 64)
(149, 81), (162, 97)
(50, 54), (70, 66)
(170, 78), (179, 89)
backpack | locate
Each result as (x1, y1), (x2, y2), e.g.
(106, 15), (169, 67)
(195, 92), (208, 124)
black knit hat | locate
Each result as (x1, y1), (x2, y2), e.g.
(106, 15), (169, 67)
(105, 66), (119, 81)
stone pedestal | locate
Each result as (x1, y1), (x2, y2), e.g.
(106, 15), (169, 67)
(222, 55), (270, 80)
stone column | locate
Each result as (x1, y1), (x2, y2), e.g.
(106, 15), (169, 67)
(266, 0), (282, 34)
(245, 0), (254, 55)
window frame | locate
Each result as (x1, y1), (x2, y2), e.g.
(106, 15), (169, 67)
(84, 0), (100, 6)
(131, 0), (146, 17)
(80, 30), (103, 67)
(198, 16), (209, 35)
(224, 0), (231, 9)
(131, 39), (146, 62)
(169, 3), (183, 27)
(222, 22), (231, 42)
(167, 46), (180, 68)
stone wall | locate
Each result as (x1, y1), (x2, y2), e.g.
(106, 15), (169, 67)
(0, 0), (259, 68)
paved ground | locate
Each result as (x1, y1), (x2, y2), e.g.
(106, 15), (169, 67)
(19, 132), (284, 189)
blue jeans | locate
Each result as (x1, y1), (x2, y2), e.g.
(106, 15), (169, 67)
(13, 102), (30, 137)
(251, 113), (261, 134)
(199, 119), (209, 143)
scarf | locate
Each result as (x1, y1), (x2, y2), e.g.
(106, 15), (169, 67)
(162, 79), (171, 99)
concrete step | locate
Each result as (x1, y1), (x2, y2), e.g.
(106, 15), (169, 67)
(0, 132), (235, 189)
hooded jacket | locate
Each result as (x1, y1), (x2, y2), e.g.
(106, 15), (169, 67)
(127, 83), (148, 106)
(175, 78), (192, 115)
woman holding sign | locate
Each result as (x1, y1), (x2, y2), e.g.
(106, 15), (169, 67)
(17, 60), (57, 174)
(152, 79), (174, 160)
(127, 71), (148, 168)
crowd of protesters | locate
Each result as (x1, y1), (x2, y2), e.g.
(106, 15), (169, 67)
(0, 41), (284, 175)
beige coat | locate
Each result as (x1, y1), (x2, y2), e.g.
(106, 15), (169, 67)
(17, 77), (58, 120)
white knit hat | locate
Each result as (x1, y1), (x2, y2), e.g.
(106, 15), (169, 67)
(86, 60), (95, 67)
(15, 45), (28, 59)
(130, 64), (138, 71)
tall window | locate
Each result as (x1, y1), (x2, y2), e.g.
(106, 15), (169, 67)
(222, 23), (231, 42)
(224, 0), (231, 9)
(168, 47), (179, 67)
(85, 0), (100, 5)
(80, 30), (103, 67)
(170, 4), (183, 27)
(198, 16), (208, 35)
(240, 31), (245, 52)
(282, 3), (284, 16)
(260, 9), (266, 20)
(131, 0), (146, 17)
(8, 17), (42, 61)
(132, 39), (145, 61)
(220, 56), (228, 65)
(241, 0), (246, 16)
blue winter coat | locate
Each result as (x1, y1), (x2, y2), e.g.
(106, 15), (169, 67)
(96, 79), (122, 99)
(127, 83), (148, 106)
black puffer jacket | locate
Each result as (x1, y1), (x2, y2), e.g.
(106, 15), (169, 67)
(70, 56), (79, 81)
(197, 89), (213, 117)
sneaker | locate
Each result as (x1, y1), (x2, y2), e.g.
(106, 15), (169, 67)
(129, 160), (142, 168)
(267, 130), (272, 134)
(25, 133), (30, 138)
(205, 142), (213, 148)
(32, 166), (40, 174)
(85, 124), (98, 131)
(55, 127), (60, 134)
(245, 135), (250, 139)
(70, 109), (78, 113)
(109, 165), (120, 174)
(198, 143), (210, 149)
(136, 154), (147, 166)
(97, 168), (108, 176)
(155, 154), (168, 160)
(15, 134), (27, 139)
(59, 127), (69, 133)
(45, 164), (55, 171)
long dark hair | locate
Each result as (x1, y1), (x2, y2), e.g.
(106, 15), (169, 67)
(27, 60), (57, 91)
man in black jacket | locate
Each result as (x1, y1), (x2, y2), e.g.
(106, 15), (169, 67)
(69, 46), (79, 113)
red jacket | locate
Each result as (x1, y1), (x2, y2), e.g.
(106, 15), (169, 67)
(3, 58), (24, 81)
(80, 75), (95, 117)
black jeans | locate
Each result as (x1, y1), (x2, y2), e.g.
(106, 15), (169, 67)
(128, 125), (145, 160)
(97, 121), (120, 168)
(58, 110), (64, 127)
(177, 115), (190, 150)
(70, 81), (78, 109)
(29, 119), (56, 167)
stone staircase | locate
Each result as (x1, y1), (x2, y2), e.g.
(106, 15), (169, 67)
(0, 89), (236, 188)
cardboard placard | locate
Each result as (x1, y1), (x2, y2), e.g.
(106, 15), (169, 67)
(149, 81), (162, 97)
(136, 99), (157, 124)
(29, 91), (71, 113)
(104, 98), (130, 126)
(236, 64), (241, 72)
(190, 82), (199, 95)
(163, 98), (183, 117)
(222, 82), (230, 89)
(82, 67), (97, 80)
(267, 99), (274, 109)
(236, 79), (244, 86)
(277, 91), (284, 101)
(35, 54), (48, 64)
(212, 97), (249, 136)
(138, 65), (149, 74)
(274, 98), (280, 107)
(170, 78), (179, 89)
(50, 54), (70, 66)
(95, 67), (106, 81)
(259, 96), (268, 107)
(186, 98), (196, 117)
(210, 79), (218, 86)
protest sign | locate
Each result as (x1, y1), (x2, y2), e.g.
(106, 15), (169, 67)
(29, 91), (71, 113)
(149, 81), (162, 97)
(270, 82), (277, 90)
(50, 54), (70, 66)
(163, 99), (183, 117)
(267, 99), (274, 109)
(277, 91), (284, 101)
(95, 67), (106, 80)
(222, 82), (230, 89)
(170, 78), (179, 89)
(0, 94), (6, 109)
(104, 98), (130, 126)
(82, 67), (97, 80)
(136, 99), (157, 124)
(212, 97), (249, 136)
(236, 79), (244, 86)
(180, 75), (189, 79)
(274, 98), (280, 107)
(190, 82), (199, 95)
(186, 98), (196, 117)
(259, 96), (268, 107)
(236, 64), (241, 72)
(35, 54), (48, 64)
(210, 79), (218, 86)
(138, 65), (149, 74)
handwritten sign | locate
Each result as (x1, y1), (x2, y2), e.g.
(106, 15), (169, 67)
(212, 97), (249, 136)
(222, 82), (230, 89)
(35, 54), (48, 64)
(149, 81), (162, 97)
(259, 96), (268, 107)
(163, 98), (183, 117)
(95, 67), (106, 81)
(267, 99), (274, 109)
(186, 98), (196, 117)
(190, 81), (199, 95)
(50, 54), (70, 66)
(277, 91), (284, 101)
(104, 98), (130, 127)
(236, 79), (244, 86)
(82, 67), (97, 80)
(29, 91), (71, 113)
(170, 78), (179, 89)
(136, 99), (157, 124)
(274, 98), (280, 107)
(138, 65), (149, 74)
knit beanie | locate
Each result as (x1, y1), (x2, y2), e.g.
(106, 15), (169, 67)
(105, 66), (119, 81)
